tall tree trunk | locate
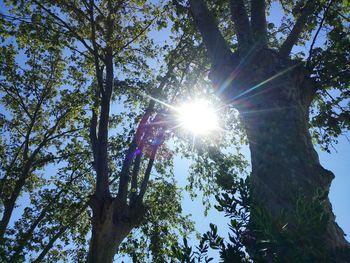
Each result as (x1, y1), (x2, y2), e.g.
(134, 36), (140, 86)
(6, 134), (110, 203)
(232, 50), (349, 259)
(87, 197), (144, 263)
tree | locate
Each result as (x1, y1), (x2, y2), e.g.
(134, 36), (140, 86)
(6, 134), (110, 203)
(0, 13), (94, 261)
(175, 0), (350, 260)
(1, 1), (206, 261)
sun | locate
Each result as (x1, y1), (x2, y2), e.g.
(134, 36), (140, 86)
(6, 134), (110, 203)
(177, 100), (219, 135)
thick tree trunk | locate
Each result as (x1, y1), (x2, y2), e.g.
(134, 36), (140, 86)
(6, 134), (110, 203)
(232, 51), (349, 259)
(187, 0), (348, 258)
(87, 197), (144, 263)
(0, 197), (17, 244)
(87, 219), (130, 263)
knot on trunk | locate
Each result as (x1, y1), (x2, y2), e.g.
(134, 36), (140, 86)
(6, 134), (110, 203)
(89, 195), (114, 223)
(319, 167), (335, 191)
(112, 198), (146, 227)
(89, 195), (147, 229)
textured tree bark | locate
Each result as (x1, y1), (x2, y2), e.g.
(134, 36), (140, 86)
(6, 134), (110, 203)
(87, 218), (129, 263)
(226, 50), (349, 258)
(87, 197), (145, 263)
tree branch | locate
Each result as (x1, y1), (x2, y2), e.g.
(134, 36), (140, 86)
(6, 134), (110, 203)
(129, 154), (141, 200)
(0, 85), (32, 121)
(31, 227), (66, 263)
(279, 0), (318, 57)
(89, 105), (98, 170)
(229, 0), (252, 52)
(307, 0), (333, 67)
(91, 2), (117, 198)
(0, 98), (71, 242)
(31, 0), (94, 55)
(117, 105), (154, 200)
(94, 101), (110, 198)
(89, 0), (104, 94)
(129, 103), (155, 202)
(93, 47), (113, 198)
(60, 1), (90, 22)
(135, 143), (158, 205)
(113, 16), (158, 57)
(33, 151), (89, 167)
(251, 0), (268, 47)
(117, 139), (137, 203)
(32, 203), (88, 263)
(188, 0), (233, 67)
(9, 168), (85, 262)
(0, 12), (92, 61)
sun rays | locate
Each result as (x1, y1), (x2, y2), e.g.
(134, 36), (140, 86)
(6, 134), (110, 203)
(143, 94), (220, 136)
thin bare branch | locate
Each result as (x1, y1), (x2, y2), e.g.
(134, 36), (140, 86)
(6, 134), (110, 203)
(307, 0), (334, 67)
(113, 16), (158, 57)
